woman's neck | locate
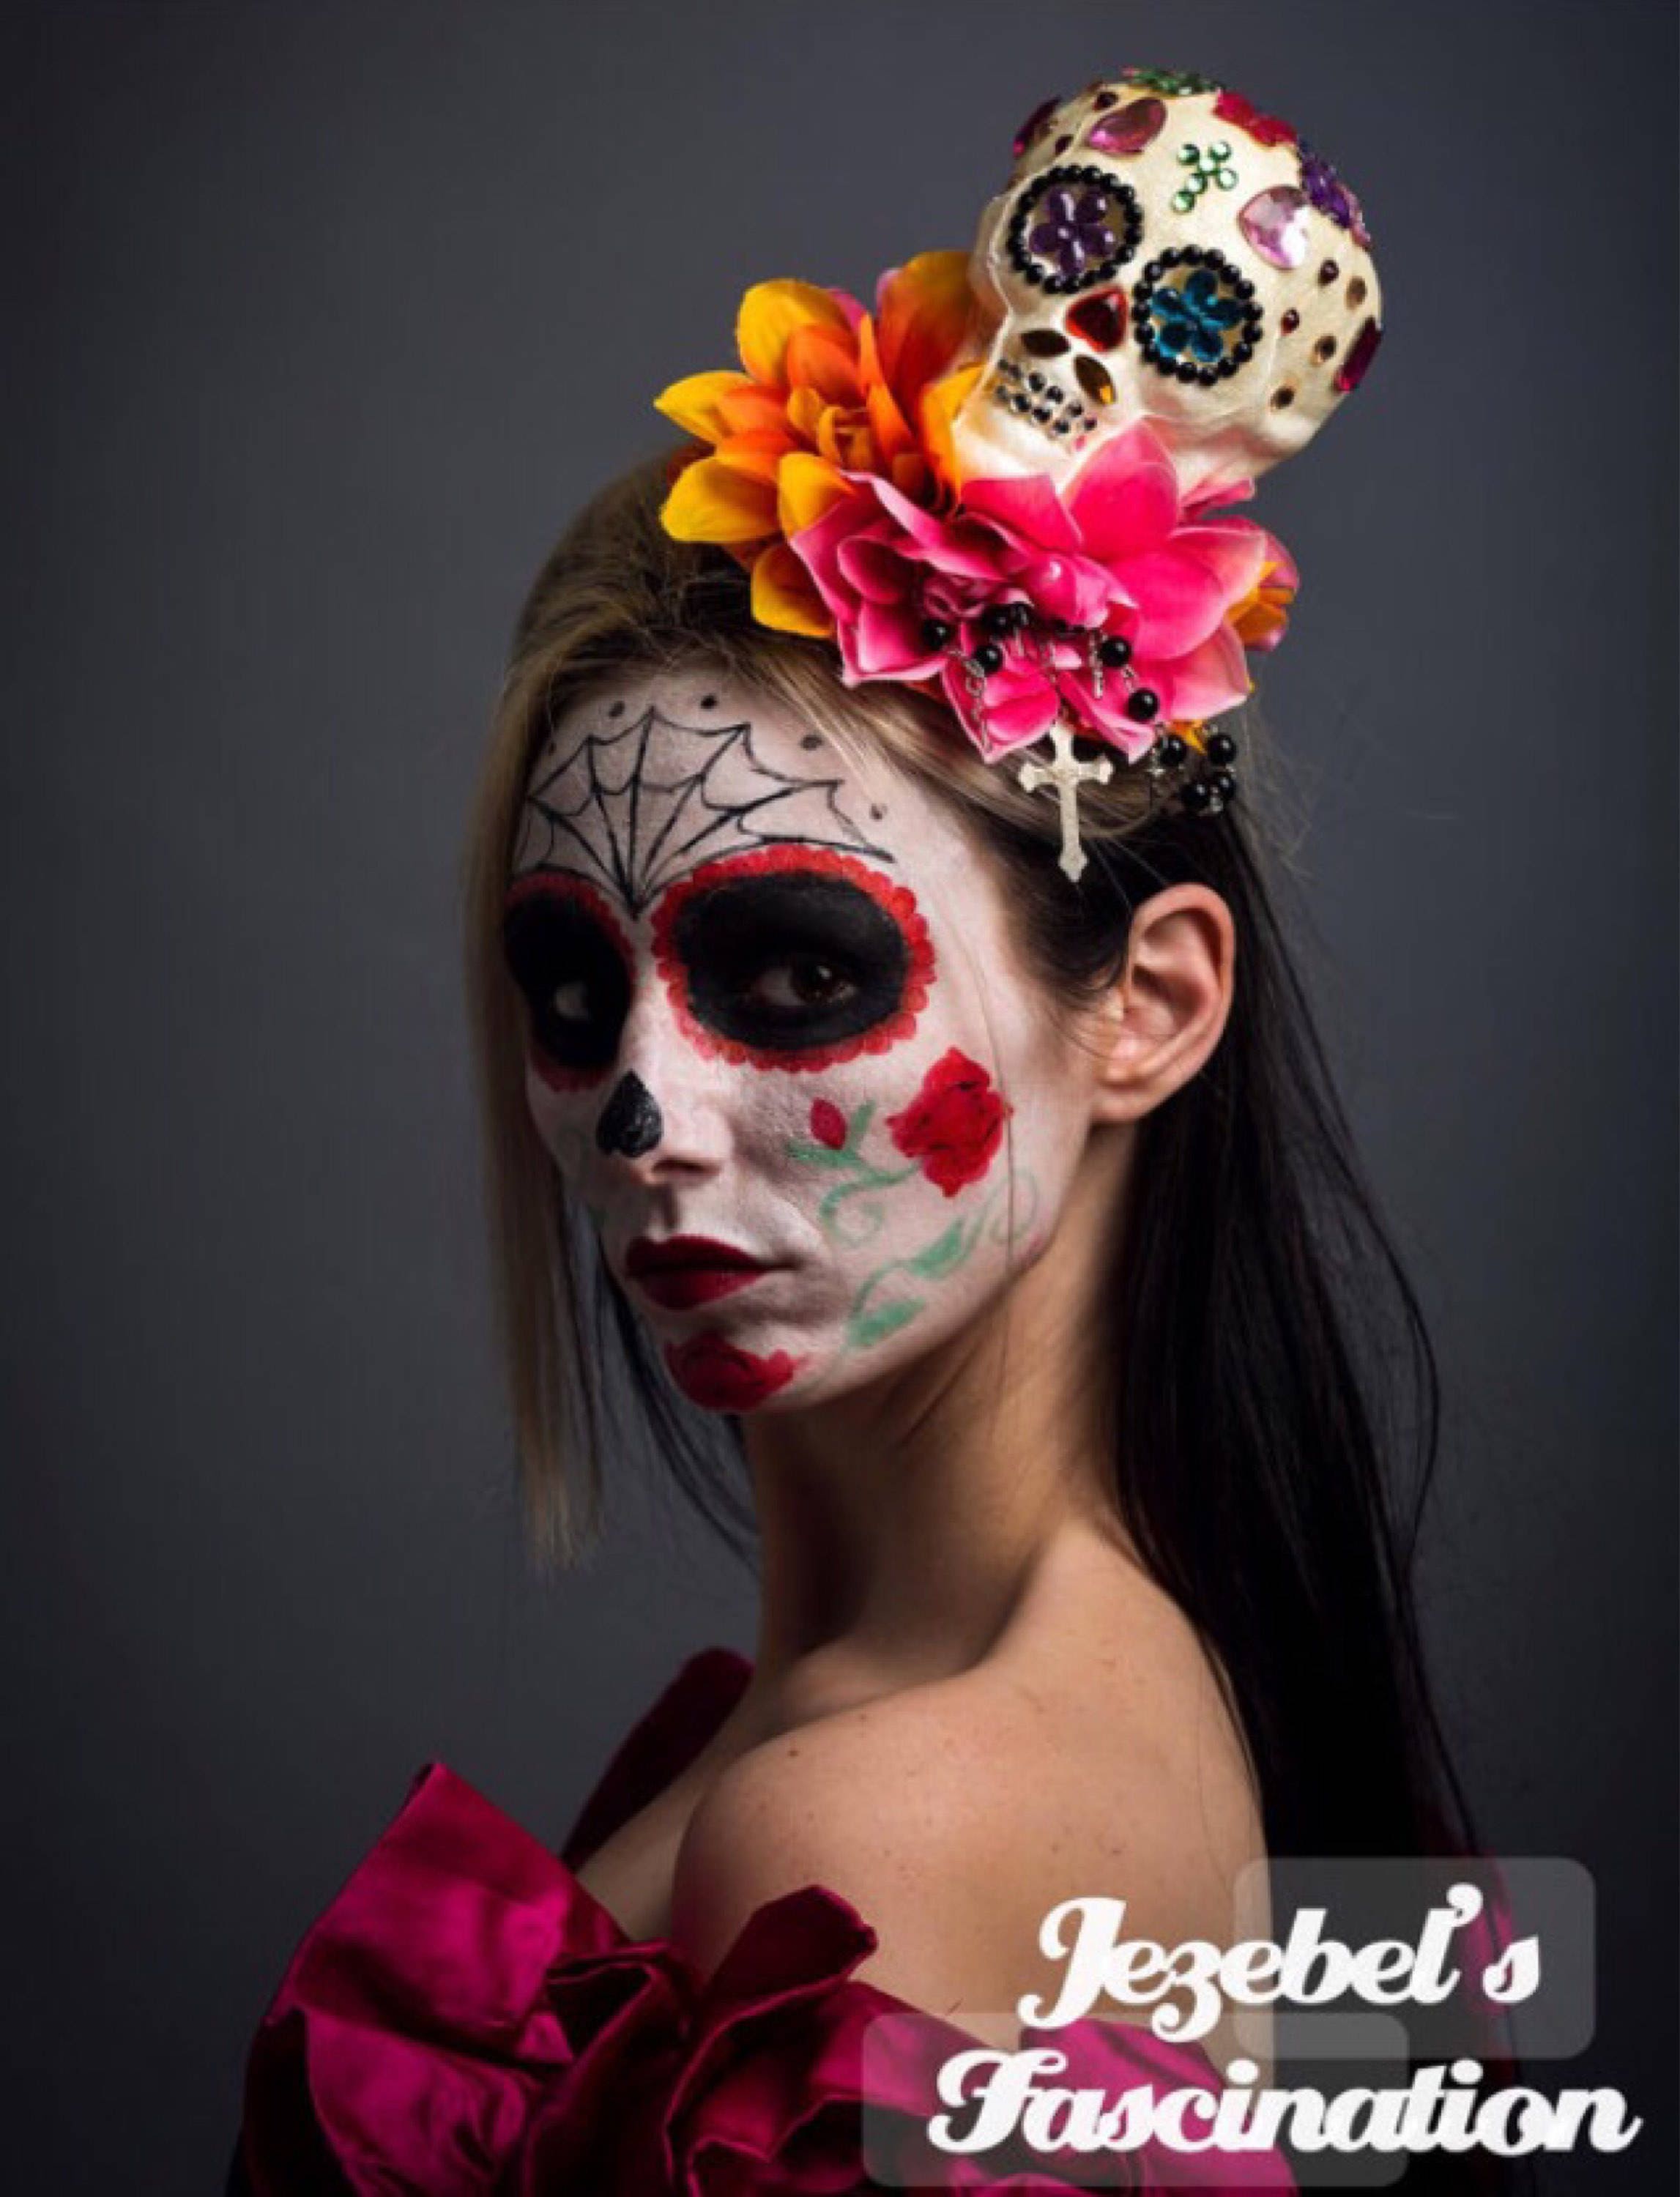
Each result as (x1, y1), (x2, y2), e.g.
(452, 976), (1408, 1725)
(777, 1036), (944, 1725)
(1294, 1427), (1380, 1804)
(742, 1161), (1129, 1698)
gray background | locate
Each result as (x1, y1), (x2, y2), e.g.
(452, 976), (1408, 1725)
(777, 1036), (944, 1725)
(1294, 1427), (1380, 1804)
(7, 2), (1674, 2189)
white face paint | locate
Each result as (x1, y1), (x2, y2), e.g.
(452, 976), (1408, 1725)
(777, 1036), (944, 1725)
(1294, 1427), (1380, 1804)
(502, 666), (1096, 1414)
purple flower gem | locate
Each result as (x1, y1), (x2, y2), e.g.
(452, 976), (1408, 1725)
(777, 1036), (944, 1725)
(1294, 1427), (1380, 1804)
(1298, 142), (1361, 234)
(1027, 185), (1118, 278)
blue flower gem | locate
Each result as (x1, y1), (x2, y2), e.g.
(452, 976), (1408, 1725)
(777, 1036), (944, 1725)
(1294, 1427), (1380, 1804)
(1148, 267), (1246, 365)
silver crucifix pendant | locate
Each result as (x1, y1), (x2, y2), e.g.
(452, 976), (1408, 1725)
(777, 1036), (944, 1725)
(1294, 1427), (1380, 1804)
(1016, 723), (1113, 882)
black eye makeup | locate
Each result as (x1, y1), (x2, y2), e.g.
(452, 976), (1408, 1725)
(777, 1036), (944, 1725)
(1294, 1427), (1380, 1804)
(651, 850), (936, 1070)
(500, 875), (633, 1090)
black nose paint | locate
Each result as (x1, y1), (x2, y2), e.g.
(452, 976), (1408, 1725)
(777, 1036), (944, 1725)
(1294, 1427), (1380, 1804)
(595, 1071), (663, 1158)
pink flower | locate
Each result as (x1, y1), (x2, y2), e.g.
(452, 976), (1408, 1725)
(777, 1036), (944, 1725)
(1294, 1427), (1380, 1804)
(789, 421), (1290, 761)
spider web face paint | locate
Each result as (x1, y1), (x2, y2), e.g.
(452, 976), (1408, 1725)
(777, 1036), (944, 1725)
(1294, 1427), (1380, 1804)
(510, 672), (1102, 1421)
(513, 703), (893, 917)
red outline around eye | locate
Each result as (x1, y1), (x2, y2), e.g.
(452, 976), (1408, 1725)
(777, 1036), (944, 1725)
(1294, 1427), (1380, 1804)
(502, 871), (633, 1094)
(650, 846), (935, 1074)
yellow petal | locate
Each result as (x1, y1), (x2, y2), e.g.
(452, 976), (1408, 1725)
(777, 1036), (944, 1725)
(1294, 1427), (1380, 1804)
(876, 250), (974, 399)
(866, 379), (914, 465)
(737, 279), (853, 389)
(918, 363), (984, 497)
(717, 384), (792, 437)
(777, 452), (851, 537)
(784, 322), (863, 406)
(653, 370), (757, 445)
(713, 428), (795, 486)
(661, 455), (778, 543)
(751, 543), (834, 637)
(814, 406), (847, 468)
(785, 384), (828, 442)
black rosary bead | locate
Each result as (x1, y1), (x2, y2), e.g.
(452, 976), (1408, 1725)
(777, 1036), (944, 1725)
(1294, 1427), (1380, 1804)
(921, 617), (954, 650)
(1124, 686), (1160, 722)
(1096, 633), (1133, 669)
(973, 642), (1006, 674)
(1205, 728), (1238, 765)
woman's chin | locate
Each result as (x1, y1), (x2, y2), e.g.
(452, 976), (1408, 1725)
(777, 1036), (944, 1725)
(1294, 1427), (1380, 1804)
(655, 1314), (892, 1416)
(660, 1324), (811, 1413)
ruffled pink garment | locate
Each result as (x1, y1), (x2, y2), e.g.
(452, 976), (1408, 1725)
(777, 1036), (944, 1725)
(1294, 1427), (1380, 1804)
(234, 1648), (1296, 2193)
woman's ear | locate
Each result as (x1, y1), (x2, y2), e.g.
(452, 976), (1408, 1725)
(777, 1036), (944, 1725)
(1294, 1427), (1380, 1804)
(1085, 884), (1235, 1127)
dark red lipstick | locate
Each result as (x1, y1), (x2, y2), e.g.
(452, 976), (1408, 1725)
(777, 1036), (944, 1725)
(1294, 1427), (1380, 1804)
(624, 1234), (774, 1310)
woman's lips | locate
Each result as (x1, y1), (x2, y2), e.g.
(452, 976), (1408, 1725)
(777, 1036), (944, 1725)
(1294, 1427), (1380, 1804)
(623, 1234), (776, 1310)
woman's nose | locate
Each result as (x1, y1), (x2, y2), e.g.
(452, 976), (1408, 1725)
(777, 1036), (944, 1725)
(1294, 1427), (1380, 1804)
(595, 1070), (663, 1159)
(592, 989), (730, 1181)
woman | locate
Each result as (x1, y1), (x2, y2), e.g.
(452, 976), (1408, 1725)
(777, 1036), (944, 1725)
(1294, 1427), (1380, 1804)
(231, 67), (1497, 2194)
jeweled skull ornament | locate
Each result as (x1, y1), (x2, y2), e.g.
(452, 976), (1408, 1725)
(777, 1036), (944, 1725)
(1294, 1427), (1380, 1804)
(948, 73), (1383, 501)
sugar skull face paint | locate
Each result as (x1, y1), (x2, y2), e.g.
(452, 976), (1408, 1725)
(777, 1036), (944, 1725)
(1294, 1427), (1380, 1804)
(503, 666), (1099, 1413)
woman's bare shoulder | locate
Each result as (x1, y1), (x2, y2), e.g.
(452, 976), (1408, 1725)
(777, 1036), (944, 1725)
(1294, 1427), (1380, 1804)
(669, 1528), (1266, 2034)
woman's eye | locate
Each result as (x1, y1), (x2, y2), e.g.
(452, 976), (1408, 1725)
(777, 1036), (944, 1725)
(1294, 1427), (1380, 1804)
(666, 869), (914, 1056)
(746, 956), (858, 1011)
(501, 885), (631, 1079)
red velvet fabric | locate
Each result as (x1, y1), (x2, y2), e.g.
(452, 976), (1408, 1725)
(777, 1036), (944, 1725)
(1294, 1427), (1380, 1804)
(233, 1648), (1295, 2193)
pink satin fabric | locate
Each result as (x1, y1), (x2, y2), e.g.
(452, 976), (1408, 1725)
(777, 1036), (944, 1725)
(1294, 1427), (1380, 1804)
(234, 1648), (1296, 2193)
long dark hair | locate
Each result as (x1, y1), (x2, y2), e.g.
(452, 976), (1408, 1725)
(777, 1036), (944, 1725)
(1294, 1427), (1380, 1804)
(1031, 803), (1470, 1864)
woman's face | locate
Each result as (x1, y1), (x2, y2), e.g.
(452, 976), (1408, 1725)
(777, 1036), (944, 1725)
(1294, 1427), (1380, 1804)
(503, 665), (1099, 1413)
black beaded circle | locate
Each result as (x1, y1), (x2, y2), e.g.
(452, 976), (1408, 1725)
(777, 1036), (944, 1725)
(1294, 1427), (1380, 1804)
(1129, 245), (1265, 388)
(1006, 166), (1143, 295)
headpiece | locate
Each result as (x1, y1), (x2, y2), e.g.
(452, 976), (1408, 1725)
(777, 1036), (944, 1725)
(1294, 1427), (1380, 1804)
(654, 67), (1382, 880)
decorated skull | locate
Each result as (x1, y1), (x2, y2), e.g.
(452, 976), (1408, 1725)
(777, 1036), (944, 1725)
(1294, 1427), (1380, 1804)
(948, 70), (1383, 501)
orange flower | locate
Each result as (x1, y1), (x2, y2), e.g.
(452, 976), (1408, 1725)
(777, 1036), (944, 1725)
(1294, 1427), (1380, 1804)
(1230, 551), (1298, 651)
(654, 253), (978, 637)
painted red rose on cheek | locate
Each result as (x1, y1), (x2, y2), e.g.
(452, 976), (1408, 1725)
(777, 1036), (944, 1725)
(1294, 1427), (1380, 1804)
(885, 1048), (1011, 1197)
(809, 1098), (848, 1150)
